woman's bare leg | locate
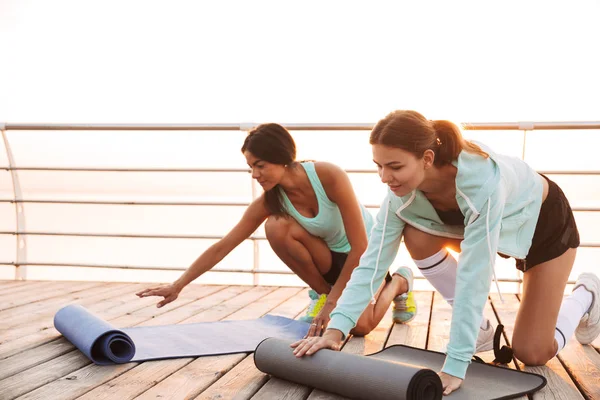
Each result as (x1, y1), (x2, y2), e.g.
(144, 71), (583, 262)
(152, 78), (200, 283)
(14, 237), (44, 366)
(265, 216), (332, 295)
(512, 248), (576, 365)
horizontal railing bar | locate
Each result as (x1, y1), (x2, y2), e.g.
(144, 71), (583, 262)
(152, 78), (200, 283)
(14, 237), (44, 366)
(3, 123), (374, 131)
(0, 262), (289, 274)
(3, 167), (600, 175)
(0, 231), (598, 248)
(0, 231), (266, 240)
(461, 121), (600, 130)
(0, 199), (251, 206)
(0, 199), (598, 212)
(0, 261), (579, 284)
(4, 167), (252, 172)
(4, 122), (600, 131)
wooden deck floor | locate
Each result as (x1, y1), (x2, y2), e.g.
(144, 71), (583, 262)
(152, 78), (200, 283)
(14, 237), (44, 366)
(1, 280), (599, 400)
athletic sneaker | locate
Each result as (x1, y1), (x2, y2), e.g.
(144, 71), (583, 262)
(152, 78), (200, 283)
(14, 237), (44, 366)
(392, 266), (417, 323)
(476, 319), (495, 353)
(574, 272), (600, 345)
(299, 289), (327, 323)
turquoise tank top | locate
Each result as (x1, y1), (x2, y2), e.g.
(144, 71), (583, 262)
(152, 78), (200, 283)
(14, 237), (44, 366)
(280, 162), (374, 253)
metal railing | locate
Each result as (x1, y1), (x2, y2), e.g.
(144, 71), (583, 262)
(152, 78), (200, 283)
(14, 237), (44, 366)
(2, 121), (600, 284)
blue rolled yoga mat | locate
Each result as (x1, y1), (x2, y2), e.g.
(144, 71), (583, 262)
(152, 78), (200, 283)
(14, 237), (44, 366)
(54, 304), (309, 365)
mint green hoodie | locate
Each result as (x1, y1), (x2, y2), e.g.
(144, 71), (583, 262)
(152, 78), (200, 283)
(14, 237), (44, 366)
(327, 143), (544, 379)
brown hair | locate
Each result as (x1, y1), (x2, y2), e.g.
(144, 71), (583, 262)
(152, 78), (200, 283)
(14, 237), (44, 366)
(369, 110), (488, 166)
(241, 123), (296, 217)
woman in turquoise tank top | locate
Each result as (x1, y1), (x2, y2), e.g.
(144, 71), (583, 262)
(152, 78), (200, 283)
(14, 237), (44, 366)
(137, 123), (414, 337)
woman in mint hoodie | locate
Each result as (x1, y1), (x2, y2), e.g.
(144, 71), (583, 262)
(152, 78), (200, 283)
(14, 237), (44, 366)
(292, 110), (600, 395)
(137, 123), (416, 337)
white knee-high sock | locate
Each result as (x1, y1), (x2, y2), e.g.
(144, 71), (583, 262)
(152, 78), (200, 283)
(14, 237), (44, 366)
(414, 249), (489, 330)
(554, 286), (593, 354)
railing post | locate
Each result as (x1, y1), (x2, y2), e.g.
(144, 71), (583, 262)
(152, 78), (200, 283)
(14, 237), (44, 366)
(1, 128), (28, 280)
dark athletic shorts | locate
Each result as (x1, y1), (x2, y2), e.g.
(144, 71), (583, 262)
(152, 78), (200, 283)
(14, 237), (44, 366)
(323, 250), (392, 285)
(511, 175), (580, 272)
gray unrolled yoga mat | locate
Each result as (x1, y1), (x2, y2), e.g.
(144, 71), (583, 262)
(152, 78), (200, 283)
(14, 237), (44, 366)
(254, 338), (547, 400)
(54, 304), (309, 365)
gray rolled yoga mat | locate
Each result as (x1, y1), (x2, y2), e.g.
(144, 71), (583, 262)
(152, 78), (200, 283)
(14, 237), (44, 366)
(54, 304), (309, 365)
(254, 338), (547, 400)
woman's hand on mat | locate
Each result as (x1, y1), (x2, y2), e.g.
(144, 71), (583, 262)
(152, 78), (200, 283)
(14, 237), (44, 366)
(439, 372), (463, 396)
(290, 330), (343, 357)
(306, 303), (335, 337)
(136, 284), (181, 308)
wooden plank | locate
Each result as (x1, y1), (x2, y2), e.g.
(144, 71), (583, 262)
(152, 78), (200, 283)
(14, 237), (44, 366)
(387, 291), (433, 348)
(0, 283), (227, 360)
(135, 353), (247, 400)
(490, 293), (584, 400)
(0, 281), (102, 311)
(196, 355), (270, 400)
(0, 283), (148, 358)
(0, 349), (91, 400)
(249, 378), (311, 400)
(556, 339), (600, 400)
(0, 280), (29, 287)
(74, 287), (300, 400)
(0, 340), (78, 382)
(14, 286), (269, 400)
(0, 282), (221, 356)
(1, 285), (242, 400)
(1, 282), (135, 330)
(135, 289), (310, 400)
(0, 281), (56, 297)
(0, 284), (225, 380)
(185, 287), (305, 400)
(426, 292), (451, 353)
(246, 289), (314, 400)
(0, 281), (44, 292)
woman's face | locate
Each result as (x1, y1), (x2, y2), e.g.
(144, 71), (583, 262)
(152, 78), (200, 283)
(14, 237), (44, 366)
(244, 151), (286, 191)
(372, 144), (428, 197)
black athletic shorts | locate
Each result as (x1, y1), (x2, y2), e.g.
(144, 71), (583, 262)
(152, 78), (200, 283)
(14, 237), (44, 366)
(323, 250), (392, 285)
(513, 175), (580, 272)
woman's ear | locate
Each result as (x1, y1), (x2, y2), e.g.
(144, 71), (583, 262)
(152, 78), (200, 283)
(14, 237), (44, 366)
(423, 149), (435, 169)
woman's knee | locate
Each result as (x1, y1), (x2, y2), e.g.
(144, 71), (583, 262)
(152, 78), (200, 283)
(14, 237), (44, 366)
(351, 317), (375, 337)
(512, 337), (556, 366)
(265, 216), (293, 244)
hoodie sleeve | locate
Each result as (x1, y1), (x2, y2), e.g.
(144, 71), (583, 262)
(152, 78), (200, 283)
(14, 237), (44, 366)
(442, 185), (506, 379)
(327, 193), (406, 337)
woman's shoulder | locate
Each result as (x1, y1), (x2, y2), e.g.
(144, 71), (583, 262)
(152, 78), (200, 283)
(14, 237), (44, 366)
(454, 147), (501, 208)
(312, 161), (347, 182)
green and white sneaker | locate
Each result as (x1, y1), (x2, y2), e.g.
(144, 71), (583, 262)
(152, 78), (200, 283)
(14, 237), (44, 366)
(392, 266), (417, 324)
(299, 289), (327, 323)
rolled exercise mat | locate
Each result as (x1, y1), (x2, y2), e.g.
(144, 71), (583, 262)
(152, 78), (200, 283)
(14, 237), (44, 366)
(54, 304), (309, 365)
(254, 338), (547, 400)
(254, 338), (443, 400)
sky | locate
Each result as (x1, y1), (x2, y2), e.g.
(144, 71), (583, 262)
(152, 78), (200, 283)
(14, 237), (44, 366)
(1, 0), (599, 124)
(1, 1), (599, 284)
